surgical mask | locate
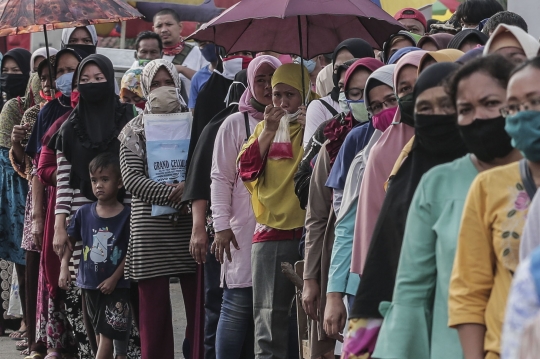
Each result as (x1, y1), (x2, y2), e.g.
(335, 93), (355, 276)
(505, 110), (540, 162)
(338, 92), (350, 114)
(459, 116), (514, 162)
(415, 113), (466, 156)
(372, 107), (398, 132)
(294, 57), (316, 74)
(347, 99), (369, 123)
(147, 86), (181, 114)
(55, 72), (74, 96)
(200, 43), (218, 63)
(397, 93), (415, 127)
(138, 59), (151, 67)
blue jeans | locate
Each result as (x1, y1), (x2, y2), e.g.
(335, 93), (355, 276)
(215, 285), (254, 359)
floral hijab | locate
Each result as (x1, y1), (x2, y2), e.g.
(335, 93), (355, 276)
(120, 67), (144, 99)
(119, 60), (182, 160)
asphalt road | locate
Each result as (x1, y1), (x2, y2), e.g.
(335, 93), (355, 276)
(0, 282), (187, 359)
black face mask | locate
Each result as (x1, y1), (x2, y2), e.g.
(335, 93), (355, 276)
(0, 73), (30, 101)
(78, 82), (109, 103)
(415, 113), (467, 156)
(64, 44), (96, 59)
(398, 93), (415, 127)
(459, 116), (514, 162)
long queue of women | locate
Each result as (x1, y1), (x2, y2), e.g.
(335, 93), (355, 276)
(2, 2), (540, 359)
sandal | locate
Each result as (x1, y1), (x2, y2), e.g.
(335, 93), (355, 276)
(24, 353), (44, 359)
(10, 329), (27, 340)
(16, 338), (29, 351)
(44, 353), (62, 359)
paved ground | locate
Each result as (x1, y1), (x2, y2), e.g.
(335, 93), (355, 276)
(0, 282), (187, 359)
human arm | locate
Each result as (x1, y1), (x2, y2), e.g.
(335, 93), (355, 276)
(98, 257), (127, 295)
(189, 199), (209, 264)
(175, 65), (196, 80)
(448, 176), (494, 359)
(119, 143), (183, 208)
(10, 123), (31, 172)
(36, 145), (57, 186)
(32, 174), (45, 250)
(58, 237), (74, 290)
(302, 144), (333, 321)
(54, 151), (75, 258)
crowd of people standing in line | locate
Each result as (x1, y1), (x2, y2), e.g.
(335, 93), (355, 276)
(2, 1), (540, 359)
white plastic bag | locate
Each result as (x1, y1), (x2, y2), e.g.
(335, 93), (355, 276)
(268, 110), (301, 160)
(144, 112), (192, 216)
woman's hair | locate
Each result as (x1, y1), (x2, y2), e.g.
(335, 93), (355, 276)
(510, 56), (540, 78)
(446, 54), (513, 104)
(455, 0), (504, 25)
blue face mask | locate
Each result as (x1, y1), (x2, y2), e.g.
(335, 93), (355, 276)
(200, 43), (218, 63)
(505, 110), (540, 162)
(55, 72), (74, 96)
(294, 58), (316, 74)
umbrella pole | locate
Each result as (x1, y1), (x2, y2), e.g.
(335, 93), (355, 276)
(42, 25), (55, 98)
(297, 15), (306, 105)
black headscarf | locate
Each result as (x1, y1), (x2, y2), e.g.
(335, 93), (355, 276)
(186, 58), (242, 171)
(448, 29), (488, 50)
(29, 48), (89, 157)
(53, 54), (136, 200)
(182, 69), (248, 203)
(350, 62), (468, 319)
(330, 39), (374, 101)
(0, 48), (32, 106)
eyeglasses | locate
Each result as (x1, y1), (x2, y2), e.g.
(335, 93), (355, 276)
(500, 98), (540, 117)
(345, 87), (364, 100)
(367, 96), (398, 114)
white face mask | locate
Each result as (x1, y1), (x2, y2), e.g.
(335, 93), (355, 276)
(338, 92), (350, 114)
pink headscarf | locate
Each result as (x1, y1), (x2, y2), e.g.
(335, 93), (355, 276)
(238, 55), (282, 120)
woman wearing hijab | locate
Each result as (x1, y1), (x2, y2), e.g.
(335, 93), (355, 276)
(387, 46), (421, 65)
(209, 55), (280, 359)
(120, 67), (145, 109)
(323, 64), (399, 342)
(52, 54), (136, 358)
(483, 24), (540, 66)
(418, 48), (465, 73)
(0, 47), (32, 336)
(302, 59), (383, 357)
(448, 29), (488, 52)
(382, 30), (422, 64)
(119, 59), (196, 359)
(417, 33), (455, 51)
(238, 63), (314, 358)
(303, 38), (375, 147)
(61, 26), (98, 56)
(343, 62), (467, 359)
(449, 57), (540, 359)
(374, 55), (520, 359)
(30, 47), (58, 73)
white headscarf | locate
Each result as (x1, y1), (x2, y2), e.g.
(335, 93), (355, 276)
(61, 25), (98, 47)
(30, 47), (58, 72)
(141, 59), (181, 99)
(484, 24), (540, 59)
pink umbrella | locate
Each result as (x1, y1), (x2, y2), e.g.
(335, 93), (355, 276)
(186, 0), (405, 58)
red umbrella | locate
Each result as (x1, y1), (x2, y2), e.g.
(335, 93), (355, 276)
(187, 0), (405, 58)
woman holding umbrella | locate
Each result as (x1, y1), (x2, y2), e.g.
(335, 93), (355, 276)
(238, 63), (316, 358)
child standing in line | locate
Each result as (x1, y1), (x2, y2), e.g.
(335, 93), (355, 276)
(59, 153), (131, 359)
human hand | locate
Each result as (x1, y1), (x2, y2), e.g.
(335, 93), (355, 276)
(98, 276), (119, 295)
(211, 228), (239, 264)
(323, 293), (347, 342)
(58, 266), (71, 290)
(302, 279), (320, 321)
(263, 105), (285, 133)
(167, 181), (185, 203)
(11, 124), (31, 144)
(53, 227), (71, 258)
(189, 224), (209, 264)
(296, 105), (307, 127)
(31, 217), (44, 251)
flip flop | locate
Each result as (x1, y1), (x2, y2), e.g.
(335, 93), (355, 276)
(16, 338), (29, 351)
(10, 329), (27, 340)
(24, 353), (44, 359)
